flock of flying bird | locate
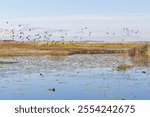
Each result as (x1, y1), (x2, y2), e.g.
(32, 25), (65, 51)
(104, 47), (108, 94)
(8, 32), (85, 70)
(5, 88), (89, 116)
(0, 21), (140, 43)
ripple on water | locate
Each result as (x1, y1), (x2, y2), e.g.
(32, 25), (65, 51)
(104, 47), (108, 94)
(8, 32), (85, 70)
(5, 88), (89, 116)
(0, 54), (150, 99)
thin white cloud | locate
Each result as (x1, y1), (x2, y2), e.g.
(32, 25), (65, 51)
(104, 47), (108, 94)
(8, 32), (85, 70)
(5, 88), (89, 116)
(4, 14), (150, 21)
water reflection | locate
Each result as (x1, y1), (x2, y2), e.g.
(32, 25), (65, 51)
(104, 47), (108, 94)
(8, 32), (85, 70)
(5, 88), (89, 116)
(0, 54), (150, 100)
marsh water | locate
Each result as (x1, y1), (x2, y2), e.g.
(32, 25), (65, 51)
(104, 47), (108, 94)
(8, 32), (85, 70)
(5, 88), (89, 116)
(0, 54), (150, 100)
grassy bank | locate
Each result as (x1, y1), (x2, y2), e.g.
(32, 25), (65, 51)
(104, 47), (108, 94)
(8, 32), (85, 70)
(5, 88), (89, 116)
(0, 41), (150, 56)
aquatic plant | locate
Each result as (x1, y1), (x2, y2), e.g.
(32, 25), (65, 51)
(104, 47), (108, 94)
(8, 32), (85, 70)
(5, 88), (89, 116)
(116, 64), (133, 71)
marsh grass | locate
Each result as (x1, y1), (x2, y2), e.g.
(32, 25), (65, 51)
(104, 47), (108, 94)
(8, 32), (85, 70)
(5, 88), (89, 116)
(0, 41), (150, 56)
(130, 44), (150, 66)
(116, 64), (133, 71)
(0, 49), (71, 57)
(130, 44), (150, 58)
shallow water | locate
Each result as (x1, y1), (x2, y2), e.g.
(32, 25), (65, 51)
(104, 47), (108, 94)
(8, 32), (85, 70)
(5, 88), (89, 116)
(0, 54), (150, 100)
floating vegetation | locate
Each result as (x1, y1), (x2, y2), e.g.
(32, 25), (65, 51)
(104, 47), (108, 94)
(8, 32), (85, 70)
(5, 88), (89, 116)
(116, 64), (133, 71)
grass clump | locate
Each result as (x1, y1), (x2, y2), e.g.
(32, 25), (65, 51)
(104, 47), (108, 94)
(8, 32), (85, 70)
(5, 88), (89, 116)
(130, 44), (150, 57)
(116, 64), (133, 71)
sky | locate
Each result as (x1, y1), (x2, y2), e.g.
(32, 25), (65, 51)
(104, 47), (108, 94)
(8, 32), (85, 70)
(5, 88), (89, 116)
(0, 0), (149, 18)
(0, 0), (150, 41)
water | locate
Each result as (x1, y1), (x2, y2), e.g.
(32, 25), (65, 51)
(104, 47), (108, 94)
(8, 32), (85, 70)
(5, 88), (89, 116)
(0, 54), (150, 100)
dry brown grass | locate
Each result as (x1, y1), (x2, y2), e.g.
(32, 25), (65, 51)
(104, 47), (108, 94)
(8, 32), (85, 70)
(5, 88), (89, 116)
(116, 64), (133, 71)
(0, 41), (148, 49)
(0, 41), (150, 56)
(130, 44), (150, 57)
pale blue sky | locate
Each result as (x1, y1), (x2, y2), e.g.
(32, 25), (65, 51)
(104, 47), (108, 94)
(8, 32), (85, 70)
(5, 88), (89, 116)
(0, 0), (149, 18)
(0, 0), (150, 41)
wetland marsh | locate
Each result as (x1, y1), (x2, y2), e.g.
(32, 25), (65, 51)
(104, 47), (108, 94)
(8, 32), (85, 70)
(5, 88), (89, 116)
(0, 42), (150, 100)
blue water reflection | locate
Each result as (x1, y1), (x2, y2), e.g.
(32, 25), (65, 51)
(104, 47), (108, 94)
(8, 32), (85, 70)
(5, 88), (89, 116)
(0, 54), (150, 100)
